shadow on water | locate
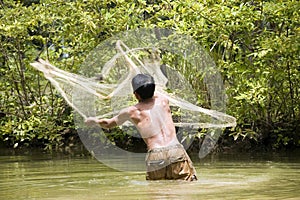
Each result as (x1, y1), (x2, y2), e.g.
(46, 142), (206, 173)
(0, 148), (299, 200)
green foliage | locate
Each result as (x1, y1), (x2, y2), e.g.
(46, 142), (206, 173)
(0, 0), (103, 149)
(0, 0), (299, 150)
(219, 1), (300, 148)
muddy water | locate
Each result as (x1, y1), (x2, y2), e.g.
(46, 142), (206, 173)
(1, 150), (299, 200)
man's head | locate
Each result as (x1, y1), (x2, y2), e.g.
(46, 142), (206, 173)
(132, 74), (155, 100)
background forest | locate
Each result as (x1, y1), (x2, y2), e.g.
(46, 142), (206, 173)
(0, 0), (299, 152)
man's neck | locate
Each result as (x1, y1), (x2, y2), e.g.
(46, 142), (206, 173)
(139, 97), (154, 103)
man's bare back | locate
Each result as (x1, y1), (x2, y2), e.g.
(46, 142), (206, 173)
(126, 94), (180, 150)
(85, 94), (179, 150)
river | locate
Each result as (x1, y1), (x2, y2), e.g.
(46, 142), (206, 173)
(1, 149), (299, 200)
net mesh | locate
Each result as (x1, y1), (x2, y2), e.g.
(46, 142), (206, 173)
(30, 28), (236, 161)
(31, 40), (236, 129)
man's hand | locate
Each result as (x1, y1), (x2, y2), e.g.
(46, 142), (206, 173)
(97, 119), (112, 129)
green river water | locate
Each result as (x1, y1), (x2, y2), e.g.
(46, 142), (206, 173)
(0, 149), (299, 200)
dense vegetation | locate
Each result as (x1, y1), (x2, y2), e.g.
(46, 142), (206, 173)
(0, 0), (299, 151)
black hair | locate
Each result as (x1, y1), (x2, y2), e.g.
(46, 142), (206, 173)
(135, 83), (155, 100)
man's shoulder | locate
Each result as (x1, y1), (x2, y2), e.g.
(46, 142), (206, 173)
(127, 105), (139, 113)
(155, 94), (169, 104)
(119, 106), (138, 116)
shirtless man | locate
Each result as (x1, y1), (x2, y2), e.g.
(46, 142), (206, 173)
(85, 74), (197, 181)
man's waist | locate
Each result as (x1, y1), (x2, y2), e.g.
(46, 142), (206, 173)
(147, 143), (183, 153)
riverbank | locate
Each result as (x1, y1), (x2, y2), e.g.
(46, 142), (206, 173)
(1, 131), (298, 159)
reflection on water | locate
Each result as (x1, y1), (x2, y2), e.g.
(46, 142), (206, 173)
(0, 149), (299, 200)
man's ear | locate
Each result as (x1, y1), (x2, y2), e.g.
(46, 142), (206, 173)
(134, 92), (141, 101)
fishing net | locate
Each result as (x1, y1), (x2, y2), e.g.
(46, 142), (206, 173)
(31, 28), (236, 168)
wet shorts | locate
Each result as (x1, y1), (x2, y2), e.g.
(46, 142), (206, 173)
(145, 144), (197, 181)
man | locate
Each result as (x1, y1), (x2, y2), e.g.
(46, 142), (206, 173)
(85, 74), (197, 181)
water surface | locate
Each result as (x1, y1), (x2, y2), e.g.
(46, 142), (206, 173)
(1, 150), (299, 200)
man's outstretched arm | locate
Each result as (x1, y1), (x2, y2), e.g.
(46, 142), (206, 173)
(85, 107), (132, 129)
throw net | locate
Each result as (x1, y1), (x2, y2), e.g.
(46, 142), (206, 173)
(30, 28), (236, 162)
